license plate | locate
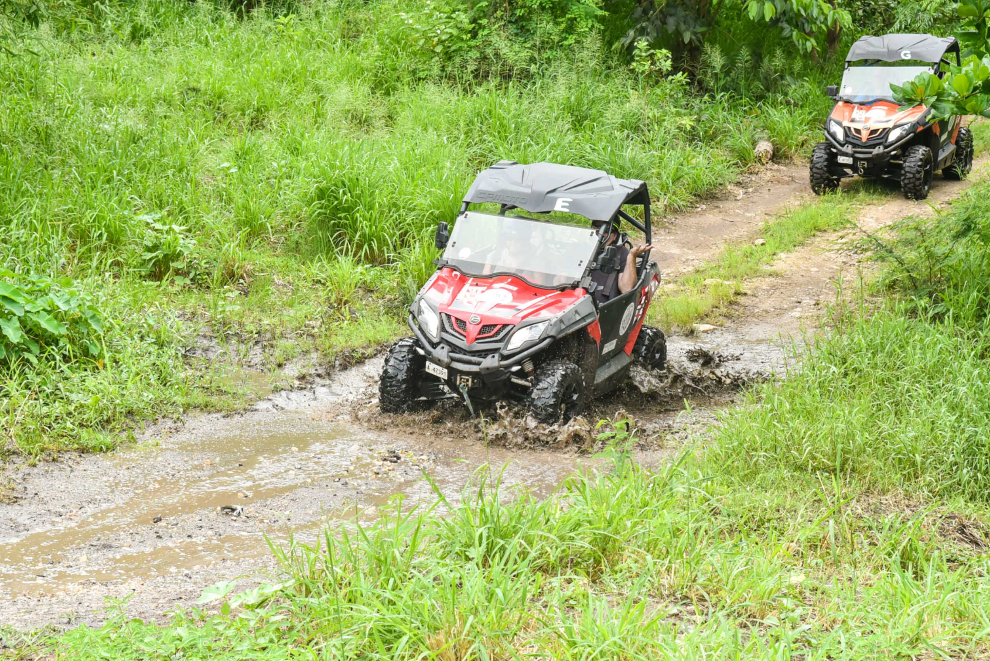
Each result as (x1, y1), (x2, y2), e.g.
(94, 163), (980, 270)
(425, 361), (447, 380)
(837, 155), (853, 165)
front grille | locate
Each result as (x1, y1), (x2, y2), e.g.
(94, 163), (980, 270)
(845, 125), (889, 147)
(441, 313), (514, 348)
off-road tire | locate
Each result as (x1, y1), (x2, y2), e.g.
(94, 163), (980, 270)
(632, 325), (667, 371)
(944, 126), (974, 180)
(528, 359), (584, 425)
(901, 145), (934, 200)
(810, 142), (840, 195)
(379, 337), (426, 413)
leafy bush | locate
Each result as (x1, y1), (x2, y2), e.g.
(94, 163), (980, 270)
(135, 214), (201, 285)
(0, 271), (103, 365)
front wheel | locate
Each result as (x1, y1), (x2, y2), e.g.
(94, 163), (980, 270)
(528, 359), (585, 424)
(810, 142), (840, 195)
(944, 126), (974, 180)
(380, 337), (426, 413)
(901, 145), (934, 200)
(632, 325), (667, 371)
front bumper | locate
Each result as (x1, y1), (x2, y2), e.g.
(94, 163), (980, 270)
(408, 314), (550, 394)
(825, 130), (914, 176)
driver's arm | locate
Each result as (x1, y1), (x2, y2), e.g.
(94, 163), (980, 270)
(618, 243), (653, 294)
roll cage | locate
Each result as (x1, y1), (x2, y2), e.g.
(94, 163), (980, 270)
(447, 161), (653, 289)
(844, 33), (961, 75)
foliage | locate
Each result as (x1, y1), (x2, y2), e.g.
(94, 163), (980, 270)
(744, 0), (850, 55)
(0, 270), (103, 365)
(400, 0), (606, 78)
(620, 0), (850, 60)
(135, 214), (201, 285)
(892, 0), (990, 119)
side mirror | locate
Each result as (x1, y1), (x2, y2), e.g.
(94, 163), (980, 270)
(826, 85), (838, 98)
(435, 222), (450, 250)
(600, 246), (622, 274)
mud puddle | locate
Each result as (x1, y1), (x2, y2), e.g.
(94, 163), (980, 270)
(0, 359), (599, 630)
(0, 337), (763, 630)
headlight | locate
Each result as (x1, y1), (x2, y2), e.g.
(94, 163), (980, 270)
(417, 299), (439, 341)
(505, 321), (549, 353)
(887, 123), (913, 144)
(828, 120), (845, 143)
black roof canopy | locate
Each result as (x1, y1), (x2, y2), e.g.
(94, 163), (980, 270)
(461, 161), (650, 223)
(846, 34), (959, 64)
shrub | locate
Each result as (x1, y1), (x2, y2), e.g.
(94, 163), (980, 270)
(0, 270), (103, 365)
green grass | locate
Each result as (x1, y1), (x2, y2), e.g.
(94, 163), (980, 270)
(650, 192), (867, 330)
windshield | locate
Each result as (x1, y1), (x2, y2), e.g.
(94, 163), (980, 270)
(839, 66), (934, 103)
(441, 212), (599, 287)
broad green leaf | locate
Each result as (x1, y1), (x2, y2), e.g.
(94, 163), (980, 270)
(28, 311), (68, 336)
(959, 3), (979, 17)
(764, 3), (774, 21)
(0, 295), (24, 316)
(85, 311), (104, 334)
(0, 316), (22, 344)
(197, 580), (238, 605)
(0, 282), (27, 303)
(23, 336), (39, 355)
(953, 73), (974, 96)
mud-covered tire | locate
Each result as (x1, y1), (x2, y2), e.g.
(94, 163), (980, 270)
(528, 359), (584, 425)
(901, 145), (934, 200)
(810, 142), (839, 195)
(632, 325), (667, 371)
(944, 126), (974, 180)
(379, 337), (426, 413)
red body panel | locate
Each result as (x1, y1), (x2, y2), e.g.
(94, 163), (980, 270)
(622, 274), (660, 355)
(422, 267), (589, 344)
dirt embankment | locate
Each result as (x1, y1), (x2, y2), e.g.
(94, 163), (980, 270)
(1, 161), (985, 631)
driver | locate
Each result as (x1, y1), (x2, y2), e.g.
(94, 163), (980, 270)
(589, 217), (653, 303)
(484, 223), (530, 275)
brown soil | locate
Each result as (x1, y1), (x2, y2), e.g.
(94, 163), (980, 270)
(2, 160), (985, 631)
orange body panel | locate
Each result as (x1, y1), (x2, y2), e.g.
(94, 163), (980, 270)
(830, 101), (927, 134)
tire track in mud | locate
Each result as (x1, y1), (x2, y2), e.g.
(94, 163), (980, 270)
(1, 160), (984, 630)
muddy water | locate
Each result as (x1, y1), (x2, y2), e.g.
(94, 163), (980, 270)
(0, 359), (592, 629)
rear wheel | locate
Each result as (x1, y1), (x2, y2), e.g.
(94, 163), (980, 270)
(944, 126), (974, 180)
(901, 145), (934, 200)
(528, 360), (584, 424)
(380, 337), (426, 413)
(632, 325), (666, 371)
(810, 142), (839, 195)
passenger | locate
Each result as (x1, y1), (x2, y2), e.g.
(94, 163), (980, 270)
(589, 217), (652, 303)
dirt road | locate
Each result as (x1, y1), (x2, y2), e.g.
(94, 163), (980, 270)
(1, 162), (984, 630)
